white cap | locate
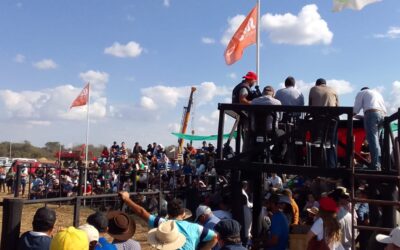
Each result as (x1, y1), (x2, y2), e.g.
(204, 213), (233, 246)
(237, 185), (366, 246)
(79, 224), (99, 242)
(195, 205), (212, 221)
(376, 227), (400, 247)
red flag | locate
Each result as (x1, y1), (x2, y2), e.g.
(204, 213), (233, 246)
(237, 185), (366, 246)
(70, 83), (89, 108)
(224, 4), (258, 65)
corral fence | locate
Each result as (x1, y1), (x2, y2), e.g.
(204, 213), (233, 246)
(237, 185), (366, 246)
(0, 165), (218, 250)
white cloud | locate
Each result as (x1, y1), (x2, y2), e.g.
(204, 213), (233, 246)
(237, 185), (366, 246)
(140, 96), (158, 110)
(221, 5), (332, 46)
(163, 0), (170, 7)
(221, 15), (246, 46)
(33, 59), (58, 70)
(321, 47), (340, 56)
(104, 41), (143, 58)
(374, 27), (400, 39)
(140, 82), (230, 109)
(327, 79), (353, 95)
(168, 123), (180, 132)
(227, 73), (237, 79)
(289, 79), (354, 104)
(0, 70), (110, 122)
(199, 115), (215, 125)
(261, 4), (333, 45)
(79, 70), (109, 92)
(126, 15), (135, 22)
(388, 81), (400, 113)
(28, 120), (51, 126)
(14, 54), (25, 63)
(201, 37), (215, 44)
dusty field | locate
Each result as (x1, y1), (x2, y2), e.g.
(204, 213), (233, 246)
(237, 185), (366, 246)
(0, 193), (152, 249)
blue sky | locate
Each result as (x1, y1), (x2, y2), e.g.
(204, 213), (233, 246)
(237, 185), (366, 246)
(0, 0), (399, 148)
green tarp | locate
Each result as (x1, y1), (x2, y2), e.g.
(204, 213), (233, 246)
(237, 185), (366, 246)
(172, 131), (237, 141)
(391, 122), (398, 132)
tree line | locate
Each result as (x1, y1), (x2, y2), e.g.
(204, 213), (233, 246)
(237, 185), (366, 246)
(0, 141), (105, 160)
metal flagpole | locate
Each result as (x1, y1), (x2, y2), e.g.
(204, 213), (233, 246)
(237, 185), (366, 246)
(58, 143), (62, 166)
(84, 83), (90, 206)
(256, 0), (261, 86)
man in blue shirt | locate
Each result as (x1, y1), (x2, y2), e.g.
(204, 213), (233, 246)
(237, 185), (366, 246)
(255, 194), (289, 250)
(86, 211), (117, 250)
(195, 205), (221, 230)
(18, 207), (56, 250)
(119, 191), (217, 250)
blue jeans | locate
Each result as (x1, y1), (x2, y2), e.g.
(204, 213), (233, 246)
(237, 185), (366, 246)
(364, 111), (384, 169)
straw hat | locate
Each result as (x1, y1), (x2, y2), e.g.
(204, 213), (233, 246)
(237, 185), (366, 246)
(306, 207), (319, 215)
(147, 221), (186, 250)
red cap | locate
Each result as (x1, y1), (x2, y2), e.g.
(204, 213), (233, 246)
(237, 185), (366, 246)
(243, 71), (257, 81)
(319, 197), (338, 213)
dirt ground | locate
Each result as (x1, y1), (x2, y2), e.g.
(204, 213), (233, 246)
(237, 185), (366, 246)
(0, 192), (152, 249)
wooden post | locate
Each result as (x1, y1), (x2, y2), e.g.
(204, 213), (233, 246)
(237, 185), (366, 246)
(73, 196), (81, 227)
(1, 198), (23, 250)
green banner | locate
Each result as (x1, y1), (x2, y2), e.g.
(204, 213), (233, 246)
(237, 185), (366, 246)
(172, 131), (237, 141)
(391, 122), (398, 132)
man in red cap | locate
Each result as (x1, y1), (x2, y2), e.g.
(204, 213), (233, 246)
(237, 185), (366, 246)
(231, 71), (259, 105)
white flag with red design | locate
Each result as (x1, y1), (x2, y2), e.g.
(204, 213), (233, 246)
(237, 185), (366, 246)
(332, 0), (381, 12)
(70, 83), (89, 108)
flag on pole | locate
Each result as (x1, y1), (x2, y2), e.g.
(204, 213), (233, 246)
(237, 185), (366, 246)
(332, 0), (381, 12)
(224, 4), (258, 65)
(70, 83), (90, 108)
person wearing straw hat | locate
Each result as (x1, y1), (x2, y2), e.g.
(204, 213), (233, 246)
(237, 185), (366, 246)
(376, 226), (400, 250)
(107, 211), (140, 250)
(147, 220), (186, 250)
(119, 191), (217, 250)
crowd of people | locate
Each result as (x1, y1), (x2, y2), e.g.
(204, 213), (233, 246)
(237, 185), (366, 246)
(16, 174), (395, 250)
(1, 140), (219, 201)
(233, 71), (386, 170)
(10, 71), (394, 250)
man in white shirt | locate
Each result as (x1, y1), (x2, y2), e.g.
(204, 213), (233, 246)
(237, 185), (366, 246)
(354, 87), (387, 170)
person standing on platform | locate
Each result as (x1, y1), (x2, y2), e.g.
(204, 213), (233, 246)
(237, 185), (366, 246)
(232, 71), (259, 105)
(353, 87), (386, 170)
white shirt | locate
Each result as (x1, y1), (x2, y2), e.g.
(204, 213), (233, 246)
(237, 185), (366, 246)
(353, 89), (387, 115)
(213, 210), (232, 220)
(337, 207), (354, 250)
(242, 189), (253, 208)
(311, 218), (345, 250)
(268, 175), (283, 189)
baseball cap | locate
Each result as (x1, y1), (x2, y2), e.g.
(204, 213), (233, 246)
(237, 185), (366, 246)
(195, 205), (212, 221)
(87, 212), (109, 233)
(214, 219), (241, 239)
(50, 226), (89, 250)
(376, 227), (400, 247)
(243, 71), (257, 81)
(78, 224), (99, 242)
(316, 78), (326, 86)
(279, 195), (292, 205)
(319, 197), (338, 213)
